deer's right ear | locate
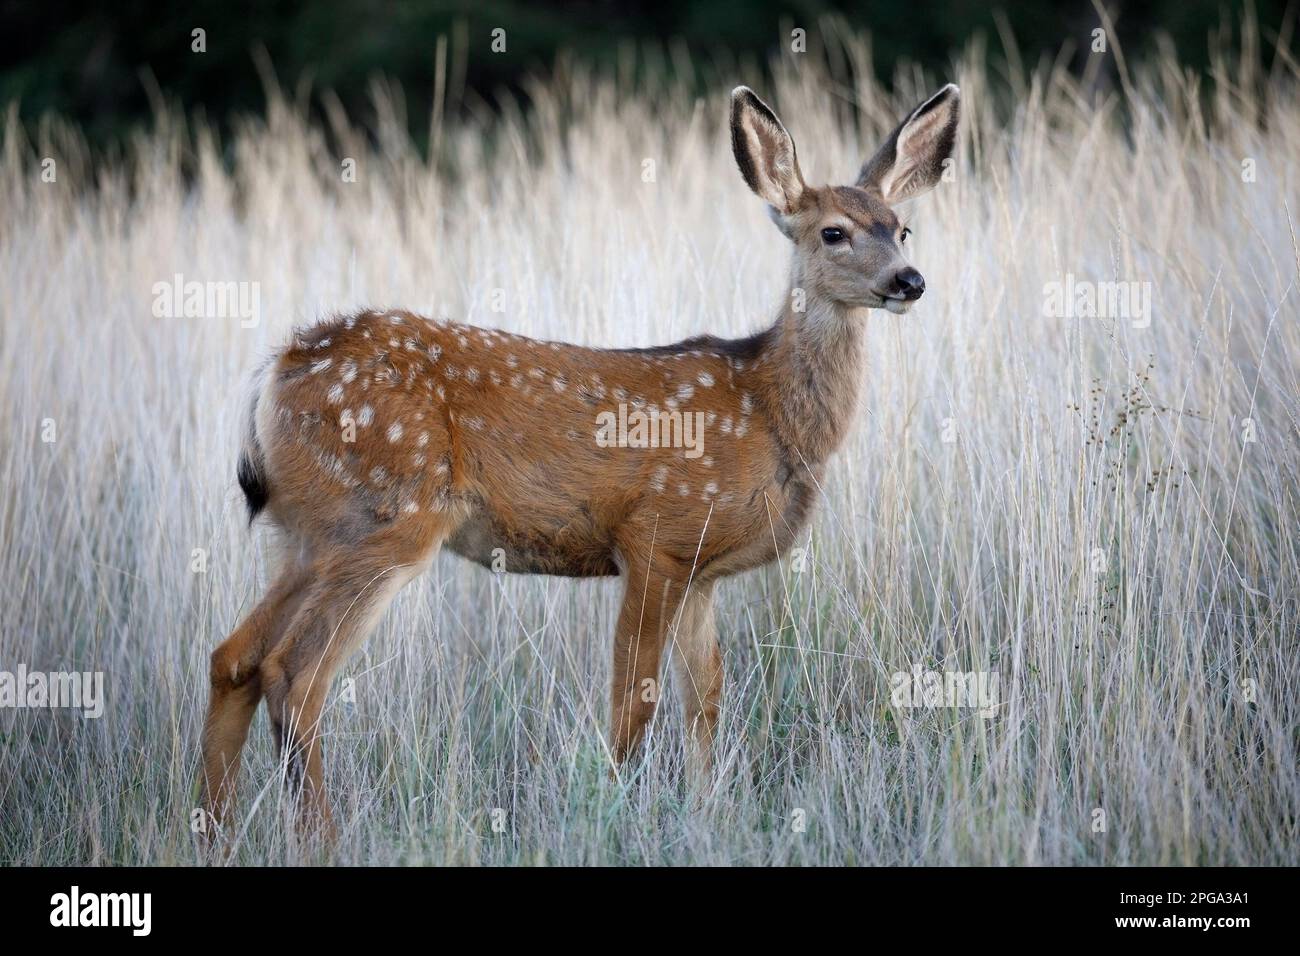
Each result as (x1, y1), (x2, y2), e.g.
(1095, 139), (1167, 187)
(731, 87), (806, 215)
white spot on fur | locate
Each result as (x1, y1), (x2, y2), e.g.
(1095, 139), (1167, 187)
(358, 405), (374, 427)
(312, 449), (358, 488)
(387, 422), (404, 443)
(310, 358), (332, 374)
(340, 360), (357, 384)
(326, 383), (344, 405)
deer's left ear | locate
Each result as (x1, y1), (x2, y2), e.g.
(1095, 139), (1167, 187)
(857, 84), (960, 204)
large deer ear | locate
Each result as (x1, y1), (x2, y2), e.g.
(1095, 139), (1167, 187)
(731, 87), (806, 215)
(857, 84), (960, 204)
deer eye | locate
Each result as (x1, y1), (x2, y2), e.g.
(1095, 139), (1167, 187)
(900, 227), (912, 244)
(820, 227), (846, 244)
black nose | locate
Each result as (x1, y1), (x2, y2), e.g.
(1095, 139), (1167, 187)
(893, 268), (925, 300)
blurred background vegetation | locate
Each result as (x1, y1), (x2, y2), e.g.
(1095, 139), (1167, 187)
(2, 0), (1295, 152)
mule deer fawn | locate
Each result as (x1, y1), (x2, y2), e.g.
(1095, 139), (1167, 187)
(201, 83), (959, 831)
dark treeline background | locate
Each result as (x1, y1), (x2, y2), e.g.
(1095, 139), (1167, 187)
(1, 0), (1294, 150)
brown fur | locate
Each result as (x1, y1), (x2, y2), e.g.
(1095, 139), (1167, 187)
(200, 83), (959, 833)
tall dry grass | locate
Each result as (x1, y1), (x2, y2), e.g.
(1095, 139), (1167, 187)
(0, 22), (1296, 864)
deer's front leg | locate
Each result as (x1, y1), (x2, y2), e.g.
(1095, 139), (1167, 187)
(610, 555), (687, 766)
(670, 581), (721, 788)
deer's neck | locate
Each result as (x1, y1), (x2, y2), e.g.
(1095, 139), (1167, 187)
(754, 286), (867, 470)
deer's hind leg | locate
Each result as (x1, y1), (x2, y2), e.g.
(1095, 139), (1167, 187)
(202, 554), (313, 828)
(259, 511), (451, 833)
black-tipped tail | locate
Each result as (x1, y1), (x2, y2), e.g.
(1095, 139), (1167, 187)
(237, 359), (272, 525)
(237, 451), (269, 523)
